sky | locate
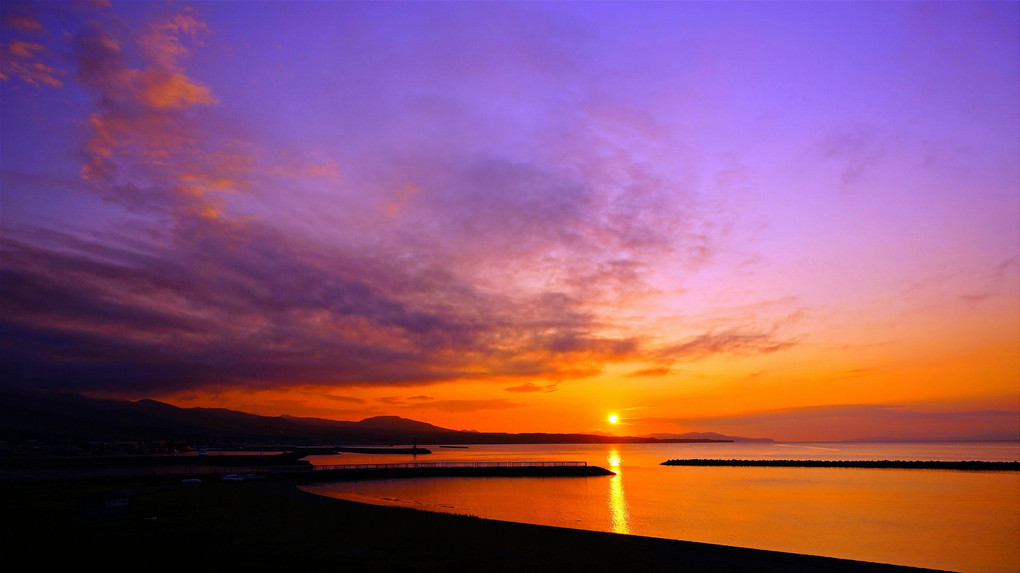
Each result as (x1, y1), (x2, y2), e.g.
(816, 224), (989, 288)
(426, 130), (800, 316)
(1, 1), (1018, 442)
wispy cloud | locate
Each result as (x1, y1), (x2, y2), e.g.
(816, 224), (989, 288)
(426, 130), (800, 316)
(0, 215), (650, 393)
(658, 330), (798, 362)
(411, 399), (523, 413)
(818, 125), (888, 190)
(504, 382), (558, 393)
(321, 394), (366, 405)
(3, 13), (45, 33)
(0, 12), (65, 88)
(625, 367), (672, 378)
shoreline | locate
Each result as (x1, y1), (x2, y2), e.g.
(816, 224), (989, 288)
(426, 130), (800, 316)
(3, 475), (953, 572)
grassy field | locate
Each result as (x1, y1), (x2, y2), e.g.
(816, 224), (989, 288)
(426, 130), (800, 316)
(1, 474), (950, 572)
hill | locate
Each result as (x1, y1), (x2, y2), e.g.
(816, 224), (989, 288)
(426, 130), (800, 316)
(0, 391), (737, 448)
(648, 432), (774, 443)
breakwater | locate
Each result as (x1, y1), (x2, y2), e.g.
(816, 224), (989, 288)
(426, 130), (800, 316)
(1, 459), (612, 482)
(334, 447), (432, 455)
(298, 460), (614, 482)
(661, 459), (1020, 470)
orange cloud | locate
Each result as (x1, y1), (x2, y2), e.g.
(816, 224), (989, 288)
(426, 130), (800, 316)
(1, 40), (65, 88)
(1, 11), (70, 89)
(625, 366), (672, 377)
(74, 21), (214, 112)
(505, 382), (544, 393)
(177, 172), (246, 197)
(140, 70), (216, 109)
(72, 9), (239, 223)
(385, 183), (421, 216)
(0, 58), (65, 88)
(2, 14), (45, 33)
(6, 40), (45, 58)
(138, 10), (210, 68)
(79, 112), (201, 181)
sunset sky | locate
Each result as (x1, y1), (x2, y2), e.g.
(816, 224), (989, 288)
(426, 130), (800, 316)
(2, 1), (1018, 442)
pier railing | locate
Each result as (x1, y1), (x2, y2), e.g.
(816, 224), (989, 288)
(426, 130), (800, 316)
(313, 461), (587, 471)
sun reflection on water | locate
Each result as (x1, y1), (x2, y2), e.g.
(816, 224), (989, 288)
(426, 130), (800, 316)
(607, 449), (630, 534)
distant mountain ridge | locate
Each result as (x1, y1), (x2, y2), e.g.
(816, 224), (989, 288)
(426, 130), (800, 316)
(648, 432), (775, 443)
(0, 391), (741, 447)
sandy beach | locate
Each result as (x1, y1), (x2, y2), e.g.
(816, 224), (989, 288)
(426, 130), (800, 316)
(2, 475), (951, 572)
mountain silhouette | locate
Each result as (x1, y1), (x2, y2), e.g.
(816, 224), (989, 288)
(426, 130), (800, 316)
(0, 391), (734, 447)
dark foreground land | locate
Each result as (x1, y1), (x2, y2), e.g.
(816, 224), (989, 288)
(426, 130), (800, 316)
(2, 475), (951, 573)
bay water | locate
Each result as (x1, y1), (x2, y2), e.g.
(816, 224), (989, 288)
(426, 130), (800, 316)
(301, 442), (1019, 573)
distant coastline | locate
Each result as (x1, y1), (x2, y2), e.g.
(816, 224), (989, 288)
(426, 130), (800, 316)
(4, 392), (1015, 452)
(0, 391), (754, 450)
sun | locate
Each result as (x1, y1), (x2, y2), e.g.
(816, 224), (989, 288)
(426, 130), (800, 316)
(608, 414), (619, 424)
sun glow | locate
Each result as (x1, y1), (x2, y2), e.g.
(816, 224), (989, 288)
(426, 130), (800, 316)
(608, 414), (619, 424)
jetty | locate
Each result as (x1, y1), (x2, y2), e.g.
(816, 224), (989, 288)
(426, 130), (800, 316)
(0, 457), (612, 482)
(661, 459), (1020, 470)
(334, 447), (432, 455)
(300, 460), (614, 481)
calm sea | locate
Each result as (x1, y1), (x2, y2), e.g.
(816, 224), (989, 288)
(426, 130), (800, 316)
(301, 442), (1020, 573)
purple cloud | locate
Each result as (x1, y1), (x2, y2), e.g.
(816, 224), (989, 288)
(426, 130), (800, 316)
(4, 0), (1013, 422)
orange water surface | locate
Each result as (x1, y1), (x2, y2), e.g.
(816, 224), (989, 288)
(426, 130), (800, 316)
(302, 443), (1020, 573)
